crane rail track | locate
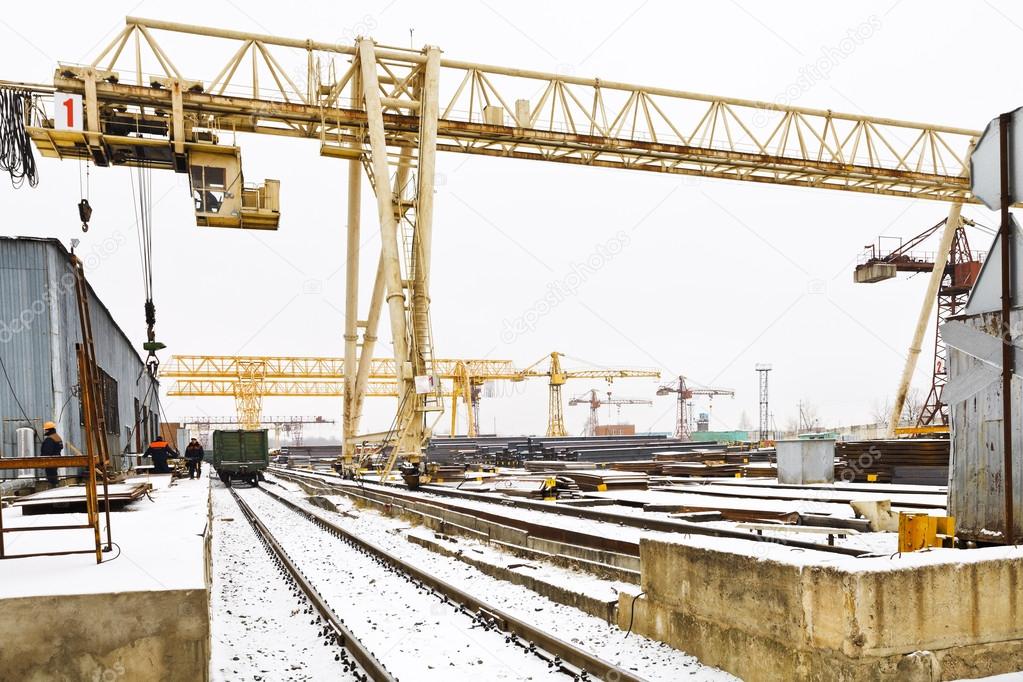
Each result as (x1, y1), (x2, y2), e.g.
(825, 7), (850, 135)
(270, 467), (871, 557)
(226, 486), (394, 681)
(250, 481), (648, 682)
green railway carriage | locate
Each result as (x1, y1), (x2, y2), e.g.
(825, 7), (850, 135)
(212, 429), (269, 486)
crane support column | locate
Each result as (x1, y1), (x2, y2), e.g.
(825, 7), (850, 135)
(351, 253), (385, 437)
(888, 203), (963, 435)
(342, 70), (362, 468)
(358, 40), (417, 441)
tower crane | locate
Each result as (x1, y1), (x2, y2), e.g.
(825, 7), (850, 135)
(568, 389), (652, 437)
(656, 376), (734, 441)
(854, 216), (985, 430)
(0, 16), (985, 484)
(516, 352), (660, 437)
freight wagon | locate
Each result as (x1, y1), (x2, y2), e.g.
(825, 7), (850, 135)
(212, 429), (269, 486)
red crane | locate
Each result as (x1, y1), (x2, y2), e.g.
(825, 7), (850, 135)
(854, 216), (985, 426)
(656, 376), (734, 441)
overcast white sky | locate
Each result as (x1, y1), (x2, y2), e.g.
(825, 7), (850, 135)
(1, 1), (1019, 440)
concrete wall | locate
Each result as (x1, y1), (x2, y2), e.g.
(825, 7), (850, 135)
(0, 486), (213, 681)
(0, 588), (209, 681)
(620, 537), (1023, 681)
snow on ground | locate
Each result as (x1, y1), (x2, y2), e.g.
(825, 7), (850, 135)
(0, 474), (207, 599)
(237, 483), (557, 681)
(266, 474), (738, 681)
(699, 520), (898, 554)
(650, 481), (946, 508)
(210, 480), (347, 681)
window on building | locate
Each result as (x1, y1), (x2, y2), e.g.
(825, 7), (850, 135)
(100, 370), (119, 435)
(76, 368), (119, 435)
(134, 398), (142, 452)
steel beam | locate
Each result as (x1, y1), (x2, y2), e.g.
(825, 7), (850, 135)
(358, 40), (419, 453)
(342, 68), (363, 467)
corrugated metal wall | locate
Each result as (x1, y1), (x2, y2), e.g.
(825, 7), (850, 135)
(948, 307), (1023, 542)
(0, 238), (159, 469)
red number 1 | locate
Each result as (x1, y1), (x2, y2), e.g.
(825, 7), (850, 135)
(62, 97), (74, 127)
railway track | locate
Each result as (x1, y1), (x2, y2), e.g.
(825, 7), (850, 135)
(227, 485), (392, 681)
(270, 466), (871, 557)
(226, 480), (647, 682)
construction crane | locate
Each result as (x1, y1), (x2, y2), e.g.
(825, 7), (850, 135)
(161, 355), (517, 433)
(178, 415), (333, 448)
(568, 389), (652, 437)
(854, 216), (985, 430)
(167, 379), (401, 429)
(516, 353), (659, 437)
(0, 16), (983, 483)
(656, 376), (734, 441)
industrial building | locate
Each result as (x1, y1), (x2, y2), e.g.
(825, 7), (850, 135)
(0, 237), (161, 465)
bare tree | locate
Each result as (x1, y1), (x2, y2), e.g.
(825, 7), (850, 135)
(873, 388), (924, 428)
(902, 388), (923, 426)
(797, 400), (821, 432)
(871, 396), (892, 428)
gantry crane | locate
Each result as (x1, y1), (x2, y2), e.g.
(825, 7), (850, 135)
(167, 379), (401, 429)
(0, 16), (985, 483)
(516, 352), (659, 437)
(178, 415), (333, 448)
(161, 355), (517, 434)
(854, 216), (984, 430)
(568, 389), (652, 437)
(656, 376), (734, 441)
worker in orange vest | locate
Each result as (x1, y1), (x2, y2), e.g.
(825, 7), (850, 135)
(40, 421), (62, 486)
(144, 436), (178, 474)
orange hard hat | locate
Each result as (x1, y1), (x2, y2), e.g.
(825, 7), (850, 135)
(43, 421), (56, 431)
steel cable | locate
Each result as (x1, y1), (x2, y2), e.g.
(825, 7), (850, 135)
(0, 88), (39, 188)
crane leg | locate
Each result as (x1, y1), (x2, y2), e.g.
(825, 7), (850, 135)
(359, 40), (418, 454)
(342, 70), (362, 469)
(888, 203), (963, 436)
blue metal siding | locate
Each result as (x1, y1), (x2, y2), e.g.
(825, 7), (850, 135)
(0, 238), (159, 466)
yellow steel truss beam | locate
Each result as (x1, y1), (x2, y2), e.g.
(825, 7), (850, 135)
(13, 16), (986, 203)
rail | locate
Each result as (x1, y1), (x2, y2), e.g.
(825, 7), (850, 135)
(272, 467), (871, 558)
(227, 486), (394, 681)
(255, 482), (648, 682)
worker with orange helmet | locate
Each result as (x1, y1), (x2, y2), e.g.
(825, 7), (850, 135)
(40, 421), (62, 487)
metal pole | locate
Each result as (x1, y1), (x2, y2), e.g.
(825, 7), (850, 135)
(998, 112), (1015, 543)
(342, 69), (362, 469)
(888, 203), (963, 436)
(351, 253), (385, 435)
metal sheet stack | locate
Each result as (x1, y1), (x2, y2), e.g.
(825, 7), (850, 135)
(835, 439), (949, 484)
(557, 469), (649, 491)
